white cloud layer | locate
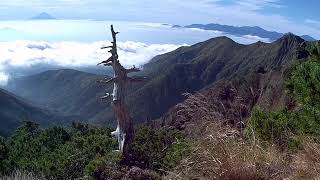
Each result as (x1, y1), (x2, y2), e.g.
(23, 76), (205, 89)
(0, 24), (275, 87)
(0, 40), (183, 85)
(0, 72), (8, 86)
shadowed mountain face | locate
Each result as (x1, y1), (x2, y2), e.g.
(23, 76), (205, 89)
(7, 69), (110, 124)
(6, 34), (309, 127)
(130, 34), (308, 122)
(0, 88), (73, 136)
(158, 35), (310, 130)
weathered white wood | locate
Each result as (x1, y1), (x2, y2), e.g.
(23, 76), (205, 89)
(97, 25), (144, 155)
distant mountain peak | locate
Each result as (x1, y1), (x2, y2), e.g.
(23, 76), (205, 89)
(278, 33), (305, 44)
(31, 12), (56, 20)
(209, 36), (237, 44)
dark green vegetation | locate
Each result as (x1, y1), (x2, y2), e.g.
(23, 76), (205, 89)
(0, 122), (117, 179)
(0, 122), (189, 179)
(248, 41), (320, 149)
(126, 127), (190, 171)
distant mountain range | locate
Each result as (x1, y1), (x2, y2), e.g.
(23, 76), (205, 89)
(172, 23), (316, 41)
(6, 33), (310, 130)
(31, 12), (56, 20)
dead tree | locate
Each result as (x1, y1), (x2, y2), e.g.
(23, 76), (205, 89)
(97, 25), (145, 155)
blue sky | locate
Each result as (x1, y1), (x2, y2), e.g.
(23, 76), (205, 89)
(0, 0), (319, 38)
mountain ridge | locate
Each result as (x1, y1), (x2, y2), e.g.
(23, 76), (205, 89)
(134, 34), (308, 122)
(6, 34), (309, 127)
(175, 23), (317, 41)
(160, 34), (310, 130)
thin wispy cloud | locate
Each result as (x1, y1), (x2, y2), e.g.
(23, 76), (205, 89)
(305, 19), (320, 28)
(235, 0), (284, 10)
(0, 0), (86, 7)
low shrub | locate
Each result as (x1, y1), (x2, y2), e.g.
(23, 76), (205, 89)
(85, 151), (123, 179)
(125, 126), (191, 172)
(0, 136), (10, 175)
(247, 105), (320, 149)
(1, 121), (117, 179)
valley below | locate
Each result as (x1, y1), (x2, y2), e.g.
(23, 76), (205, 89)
(1, 33), (320, 179)
(3, 33), (309, 129)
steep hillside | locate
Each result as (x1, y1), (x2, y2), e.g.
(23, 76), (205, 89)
(0, 88), (72, 136)
(7, 69), (110, 123)
(159, 34), (309, 131)
(163, 40), (320, 180)
(7, 34), (309, 127)
(130, 33), (308, 122)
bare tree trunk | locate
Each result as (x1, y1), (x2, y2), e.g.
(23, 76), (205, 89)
(97, 25), (144, 155)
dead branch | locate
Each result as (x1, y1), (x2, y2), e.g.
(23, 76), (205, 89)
(96, 25), (146, 155)
(126, 66), (141, 74)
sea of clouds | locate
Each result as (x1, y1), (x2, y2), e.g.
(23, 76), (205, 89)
(0, 20), (273, 86)
(0, 40), (184, 85)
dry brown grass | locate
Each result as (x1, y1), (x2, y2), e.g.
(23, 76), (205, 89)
(165, 121), (320, 180)
(0, 171), (43, 180)
(165, 121), (290, 180)
(162, 92), (289, 180)
(291, 139), (320, 180)
(161, 91), (320, 180)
